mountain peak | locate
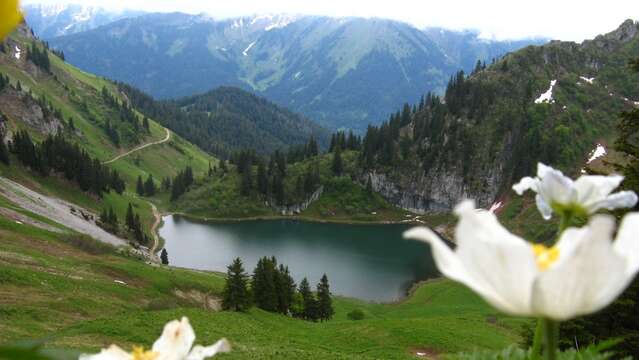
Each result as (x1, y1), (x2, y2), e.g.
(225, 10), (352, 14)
(583, 19), (638, 51)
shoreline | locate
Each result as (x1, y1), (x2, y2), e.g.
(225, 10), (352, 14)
(162, 211), (431, 226)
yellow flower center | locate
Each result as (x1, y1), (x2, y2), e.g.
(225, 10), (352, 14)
(132, 346), (159, 360)
(532, 244), (560, 271)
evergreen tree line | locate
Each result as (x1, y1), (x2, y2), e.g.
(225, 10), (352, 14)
(100, 87), (149, 146)
(117, 82), (329, 159)
(222, 257), (334, 322)
(170, 166), (194, 201)
(98, 206), (118, 233)
(328, 131), (362, 153)
(27, 42), (50, 73)
(232, 144), (321, 205)
(125, 203), (148, 245)
(136, 174), (157, 197)
(9, 131), (125, 197)
(284, 136), (319, 164)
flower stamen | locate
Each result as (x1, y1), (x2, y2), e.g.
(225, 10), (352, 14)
(532, 244), (560, 271)
(131, 346), (159, 360)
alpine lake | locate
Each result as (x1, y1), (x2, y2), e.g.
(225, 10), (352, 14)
(160, 215), (440, 302)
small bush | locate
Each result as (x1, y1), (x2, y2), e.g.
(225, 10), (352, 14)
(60, 234), (116, 255)
(347, 309), (365, 320)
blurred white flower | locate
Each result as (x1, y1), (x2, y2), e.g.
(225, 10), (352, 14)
(512, 163), (637, 219)
(404, 201), (639, 321)
(79, 317), (230, 360)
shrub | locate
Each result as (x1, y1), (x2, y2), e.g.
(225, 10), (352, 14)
(347, 309), (365, 320)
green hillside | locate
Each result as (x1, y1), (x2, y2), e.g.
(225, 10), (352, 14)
(0, 25), (216, 242)
(0, 204), (526, 359)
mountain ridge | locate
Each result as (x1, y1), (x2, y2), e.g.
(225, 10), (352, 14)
(45, 11), (545, 131)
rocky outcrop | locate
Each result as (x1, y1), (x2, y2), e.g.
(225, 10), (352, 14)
(270, 186), (324, 216)
(362, 161), (504, 214)
(0, 89), (64, 136)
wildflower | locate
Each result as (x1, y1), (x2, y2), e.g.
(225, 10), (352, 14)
(79, 317), (230, 360)
(404, 201), (639, 321)
(513, 163), (637, 219)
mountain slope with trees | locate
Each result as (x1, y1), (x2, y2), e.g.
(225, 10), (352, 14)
(353, 20), (639, 214)
(47, 12), (543, 131)
(119, 84), (330, 158)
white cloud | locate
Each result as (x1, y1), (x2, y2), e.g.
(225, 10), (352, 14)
(22, 0), (639, 41)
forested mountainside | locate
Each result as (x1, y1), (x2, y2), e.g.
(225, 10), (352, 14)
(0, 24), (216, 247)
(355, 20), (639, 213)
(119, 84), (329, 158)
(47, 12), (543, 131)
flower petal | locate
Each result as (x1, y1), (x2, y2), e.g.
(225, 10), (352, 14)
(404, 226), (515, 315)
(453, 201), (538, 315)
(614, 212), (639, 275)
(531, 216), (629, 321)
(512, 176), (537, 195)
(589, 191), (638, 213)
(152, 317), (196, 360)
(79, 345), (132, 360)
(536, 163), (576, 206)
(535, 194), (553, 220)
(186, 339), (231, 360)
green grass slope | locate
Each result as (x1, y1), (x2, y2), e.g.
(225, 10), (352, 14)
(0, 200), (526, 358)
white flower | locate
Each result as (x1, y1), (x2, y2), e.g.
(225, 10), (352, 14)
(79, 317), (230, 360)
(512, 163), (637, 219)
(404, 201), (639, 321)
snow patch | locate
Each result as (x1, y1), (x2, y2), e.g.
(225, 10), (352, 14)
(15, 220), (23, 225)
(579, 76), (595, 84)
(488, 202), (503, 214)
(265, 16), (297, 31)
(114, 280), (127, 285)
(231, 18), (244, 29)
(243, 41), (256, 56)
(14, 46), (21, 60)
(634, 101), (639, 106)
(293, 71), (302, 80)
(534, 80), (557, 104)
(587, 144), (606, 164)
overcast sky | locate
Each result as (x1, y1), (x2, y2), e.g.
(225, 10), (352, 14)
(22, 0), (639, 41)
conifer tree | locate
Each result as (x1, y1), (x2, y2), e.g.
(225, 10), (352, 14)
(143, 117), (150, 132)
(257, 161), (268, 195)
(144, 174), (156, 196)
(107, 207), (117, 226)
(0, 137), (9, 165)
(125, 203), (135, 230)
(298, 277), (318, 321)
(160, 248), (169, 265)
(316, 274), (334, 321)
(223, 258), (251, 312)
(272, 172), (285, 205)
(136, 175), (145, 196)
(252, 257), (278, 312)
(275, 264), (296, 314)
(332, 146), (343, 176)
(240, 162), (252, 196)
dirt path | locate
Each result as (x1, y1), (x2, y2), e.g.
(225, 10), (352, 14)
(0, 177), (127, 246)
(148, 201), (162, 262)
(103, 128), (171, 165)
